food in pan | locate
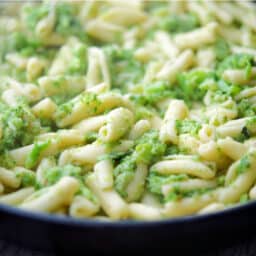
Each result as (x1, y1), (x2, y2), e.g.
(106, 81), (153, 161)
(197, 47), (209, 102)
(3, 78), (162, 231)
(0, 0), (256, 220)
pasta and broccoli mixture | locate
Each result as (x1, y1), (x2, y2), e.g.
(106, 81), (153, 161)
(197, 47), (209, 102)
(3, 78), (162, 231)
(0, 0), (256, 220)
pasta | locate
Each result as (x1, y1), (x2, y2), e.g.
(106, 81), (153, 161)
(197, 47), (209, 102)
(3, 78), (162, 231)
(0, 0), (255, 220)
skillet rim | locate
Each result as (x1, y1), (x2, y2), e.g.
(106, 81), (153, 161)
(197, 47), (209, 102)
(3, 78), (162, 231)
(0, 199), (255, 228)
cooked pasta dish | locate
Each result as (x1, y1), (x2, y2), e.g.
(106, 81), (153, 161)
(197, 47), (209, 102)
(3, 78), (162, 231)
(0, 0), (256, 220)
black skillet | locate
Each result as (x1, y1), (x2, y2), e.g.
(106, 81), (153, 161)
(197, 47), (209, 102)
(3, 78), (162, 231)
(0, 201), (255, 255)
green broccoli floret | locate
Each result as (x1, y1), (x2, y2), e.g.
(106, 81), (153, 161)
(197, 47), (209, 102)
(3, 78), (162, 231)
(79, 184), (98, 204)
(240, 193), (249, 204)
(176, 119), (202, 136)
(104, 46), (144, 91)
(25, 140), (51, 169)
(177, 69), (216, 102)
(0, 103), (41, 153)
(217, 53), (255, 78)
(143, 81), (173, 104)
(23, 3), (84, 39)
(217, 79), (241, 97)
(148, 171), (215, 202)
(236, 155), (251, 175)
(55, 3), (84, 38)
(67, 44), (87, 75)
(159, 13), (199, 33)
(134, 130), (167, 165)
(237, 99), (256, 117)
(43, 164), (97, 202)
(15, 168), (36, 187)
(22, 4), (49, 30)
(130, 81), (175, 107)
(236, 117), (256, 142)
(164, 187), (213, 203)
(214, 38), (231, 61)
(113, 155), (136, 197)
(113, 130), (166, 198)
(147, 172), (188, 195)
(43, 164), (83, 186)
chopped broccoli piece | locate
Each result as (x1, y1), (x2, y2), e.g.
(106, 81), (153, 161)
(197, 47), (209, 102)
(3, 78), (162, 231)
(113, 130), (166, 197)
(44, 164), (83, 186)
(15, 168), (36, 187)
(78, 184), (98, 204)
(84, 132), (98, 144)
(67, 44), (87, 75)
(217, 79), (241, 97)
(22, 4), (49, 30)
(23, 3), (84, 39)
(164, 187), (214, 202)
(214, 38), (231, 61)
(147, 172), (188, 195)
(130, 81), (174, 106)
(165, 145), (180, 155)
(98, 151), (130, 162)
(159, 13), (199, 34)
(0, 152), (16, 169)
(177, 69), (216, 102)
(176, 119), (202, 136)
(43, 164), (96, 202)
(217, 53), (255, 78)
(25, 140), (51, 169)
(143, 81), (173, 104)
(104, 46), (144, 90)
(240, 194), (249, 203)
(235, 126), (251, 142)
(236, 155), (251, 175)
(238, 99), (256, 117)
(217, 175), (225, 186)
(113, 155), (136, 197)
(134, 130), (166, 165)
(0, 103), (41, 153)
(55, 3), (84, 38)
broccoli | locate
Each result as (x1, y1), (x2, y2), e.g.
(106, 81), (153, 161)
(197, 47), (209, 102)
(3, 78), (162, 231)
(177, 69), (216, 102)
(104, 46), (144, 91)
(217, 79), (241, 97)
(55, 92), (101, 121)
(78, 184), (98, 204)
(22, 4), (49, 31)
(148, 172), (215, 202)
(176, 119), (202, 136)
(236, 155), (251, 175)
(159, 13), (199, 34)
(23, 3), (84, 39)
(240, 194), (249, 204)
(130, 81), (174, 107)
(113, 130), (166, 198)
(134, 130), (167, 165)
(15, 168), (36, 187)
(217, 53), (255, 78)
(67, 44), (87, 75)
(113, 155), (136, 197)
(43, 164), (97, 202)
(214, 38), (231, 61)
(237, 99), (256, 117)
(43, 164), (83, 186)
(235, 117), (256, 142)
(147, 172), (188, 195)
(164, 187), (214, 203)
(25, 140), (51, 169)
(0, 102), (41, 154)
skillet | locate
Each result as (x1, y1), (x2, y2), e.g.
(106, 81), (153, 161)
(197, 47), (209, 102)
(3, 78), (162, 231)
(0, 200), (255, 255)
